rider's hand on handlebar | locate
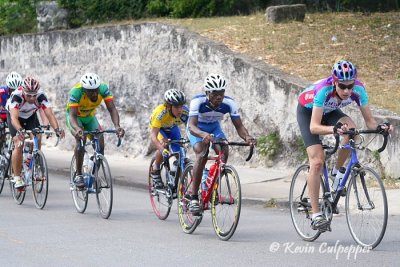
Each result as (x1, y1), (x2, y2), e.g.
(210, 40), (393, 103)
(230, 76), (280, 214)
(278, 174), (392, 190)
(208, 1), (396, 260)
(161, 148), (170, 158)
(116, 127), (125, 138)
(376, 122), (393, 134)
(74, 127), (84, 140)
(16, 127), (25, 141)
(202, 133), (213, 144)
(245, 135), (256, 146)
(333, 122), (348, 135)
(55, 128), (65, 139)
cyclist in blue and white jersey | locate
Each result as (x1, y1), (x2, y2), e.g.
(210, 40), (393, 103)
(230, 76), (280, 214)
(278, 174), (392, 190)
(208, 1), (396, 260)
(187, 74), (256, 215)
(297, 60), (393, 231)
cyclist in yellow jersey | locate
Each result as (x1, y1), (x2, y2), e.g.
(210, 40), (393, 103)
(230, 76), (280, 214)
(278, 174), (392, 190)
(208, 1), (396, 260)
(66, 73), (125, 188)
(149, 89), (188, 189)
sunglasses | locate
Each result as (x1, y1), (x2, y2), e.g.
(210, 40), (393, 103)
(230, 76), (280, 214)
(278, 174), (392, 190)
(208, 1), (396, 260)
(337, 82), (355, 90)
(24, 92), (38, 97)
(209, 89), (225, 95)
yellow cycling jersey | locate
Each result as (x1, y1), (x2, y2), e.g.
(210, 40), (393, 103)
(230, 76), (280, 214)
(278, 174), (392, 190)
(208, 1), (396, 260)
(149, 104), (189, 129)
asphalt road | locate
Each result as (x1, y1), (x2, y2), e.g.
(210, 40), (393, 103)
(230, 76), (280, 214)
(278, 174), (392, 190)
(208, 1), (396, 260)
(1, 172), (399, 267)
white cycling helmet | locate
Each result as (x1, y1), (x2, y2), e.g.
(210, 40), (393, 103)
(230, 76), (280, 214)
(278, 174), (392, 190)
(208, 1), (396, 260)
(6, 71), (23, 89)
(204, 74), (226, 91)
(164, 89), (186, 106)
(80, 73), (100, 89)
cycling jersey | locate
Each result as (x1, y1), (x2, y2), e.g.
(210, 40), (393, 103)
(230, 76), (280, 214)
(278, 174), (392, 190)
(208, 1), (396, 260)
(66, 82), (113, 117)
(0, 86), (10, 121)
(298, 76), (368, 114)
(188, 94), (240, 123)
(149, 104), (189, 130)
(6, 87), (51, 119)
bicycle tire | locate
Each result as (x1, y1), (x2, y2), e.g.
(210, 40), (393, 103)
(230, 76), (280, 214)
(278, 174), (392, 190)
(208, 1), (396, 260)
(289, 164), (323, 242)
(345, 166), (388, 249)
(148, 157), (171, 220)
(70, 154), (88, 213)
(177, 162), (201, 234)
(211, 165), (241, 241)
(95, 155), (113, 219)
(32, 151), (49, 209)
(0, 155), (5, 194)
(9, 156), (26, 205)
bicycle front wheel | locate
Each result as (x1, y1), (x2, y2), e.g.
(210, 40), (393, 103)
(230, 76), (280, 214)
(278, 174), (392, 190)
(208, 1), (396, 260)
(148, 157), (171, 220)
(177, 162), (200, 234)
(32, 151), (49, 209)
(70, 155), (88, 213)
(289, 164), (323, 242)
(211, 165), (241, 241)
(95, 156), (113, 219)
(346, 166), (388, 249)
(8, 157), (26, 205)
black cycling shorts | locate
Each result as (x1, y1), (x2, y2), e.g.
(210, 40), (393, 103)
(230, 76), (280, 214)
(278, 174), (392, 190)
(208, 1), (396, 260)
(7, 113), (40, 137)
(297, 104), (348, 148)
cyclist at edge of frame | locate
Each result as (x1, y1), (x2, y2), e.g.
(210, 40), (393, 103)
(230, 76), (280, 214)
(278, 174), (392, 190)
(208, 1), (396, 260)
(149, 88), (189, 190)
(296, 59), (393, 231)
(66, 73), (125, 189)
(0, 72), (23, 150)
(7, 76), (65, 189)
(187, 73), (256, 216)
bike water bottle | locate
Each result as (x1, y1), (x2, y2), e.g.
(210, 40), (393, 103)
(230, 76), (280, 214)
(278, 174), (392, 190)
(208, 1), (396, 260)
(332, 167), (346, 192)
(201, 168), (209, 191)
(83, 153), (89, 174)
(169, 159), (178, 177)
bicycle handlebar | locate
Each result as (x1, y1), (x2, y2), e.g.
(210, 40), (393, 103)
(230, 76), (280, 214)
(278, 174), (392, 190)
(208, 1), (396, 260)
(325, 128), (389, 155)
(80, 129), (122, 148)
(202, 139), (255, 162)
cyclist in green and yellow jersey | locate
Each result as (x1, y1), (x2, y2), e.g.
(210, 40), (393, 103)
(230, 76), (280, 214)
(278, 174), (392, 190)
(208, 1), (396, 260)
(66, 73), (125, 188)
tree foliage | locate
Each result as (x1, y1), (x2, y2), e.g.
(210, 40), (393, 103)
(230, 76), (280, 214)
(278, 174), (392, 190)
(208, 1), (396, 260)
(0, 0), (38, 35)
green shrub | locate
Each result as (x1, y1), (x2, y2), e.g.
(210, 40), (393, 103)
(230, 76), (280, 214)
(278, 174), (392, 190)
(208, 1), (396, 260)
(256, 131), (282, 161)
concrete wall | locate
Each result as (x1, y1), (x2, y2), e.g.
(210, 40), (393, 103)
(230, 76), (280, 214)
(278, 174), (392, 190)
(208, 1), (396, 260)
(1, 23), (398, 177)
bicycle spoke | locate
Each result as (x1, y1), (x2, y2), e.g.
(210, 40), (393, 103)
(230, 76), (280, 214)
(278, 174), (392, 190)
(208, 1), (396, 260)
(95, 157), (113, 219)
(32, 151), (49, 209)
(211, 165), (241, 241)
(289, 164), (322, 241)
(148, 158), (171, 220)
(346, 167), (388, 249)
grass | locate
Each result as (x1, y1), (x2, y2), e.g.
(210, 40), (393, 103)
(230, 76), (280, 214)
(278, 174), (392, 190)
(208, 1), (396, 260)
(132, 12), (400, 114)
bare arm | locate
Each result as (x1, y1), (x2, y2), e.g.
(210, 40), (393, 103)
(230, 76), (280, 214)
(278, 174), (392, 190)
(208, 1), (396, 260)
(105, 100), (124, 137)
(10, 108), (22, 131)
(310, 106), (336, 135)
(43, 108), (59, 130)
(359, 105), (378, 130)
(231, 117), (253, 142)
(150, 127), (165, 151)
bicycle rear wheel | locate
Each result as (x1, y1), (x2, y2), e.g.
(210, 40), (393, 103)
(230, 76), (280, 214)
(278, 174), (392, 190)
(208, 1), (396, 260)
(289, 164), (323, 241)
(177, 162), (200, 234)
(32, 151), (49, 209)
(148, 157), (171, 220)
(0, 156), (6, 194)
(345, 166), (388, 249)
(70, 154), (88, 213)
(95, 156), (113, 219)
(211, 165), (241, 241)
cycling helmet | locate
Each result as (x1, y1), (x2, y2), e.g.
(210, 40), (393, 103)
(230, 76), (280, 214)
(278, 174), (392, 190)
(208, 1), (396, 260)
(332, 60), (357, 81)
(80, 73), (100, 89)
(23, 76), (40, 93)
(204, 74), (226, 91)
(164, 89), (186, 106)
(6, 71), (23, 89)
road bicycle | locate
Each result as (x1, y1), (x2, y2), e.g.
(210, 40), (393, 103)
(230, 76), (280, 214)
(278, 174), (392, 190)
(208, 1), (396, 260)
(177, 138), (254, 241)
(148, 138), (190, 220)
(69, 129), (121, 219)
(0, 122), (11, 194)
(289, 128), (389, 249)
(8, 126), (58, 209)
